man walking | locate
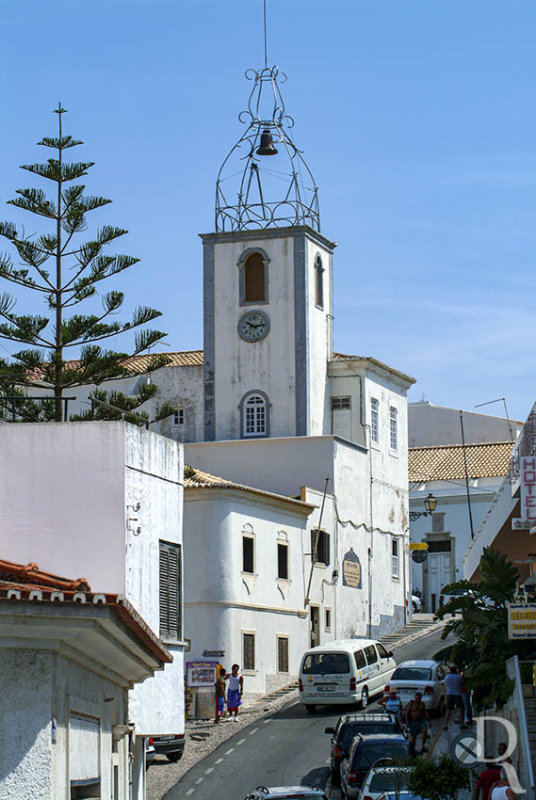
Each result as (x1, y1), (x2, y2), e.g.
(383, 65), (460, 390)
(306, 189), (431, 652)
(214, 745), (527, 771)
(444, 664), (466, 730)
(214, 665), (227, 724)
(404, 690), (429, 756)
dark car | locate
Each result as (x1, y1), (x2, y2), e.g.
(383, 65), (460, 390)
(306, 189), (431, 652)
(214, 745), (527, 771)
(149, 733), (185, 762)
(339, 734), (411, 799)
(325, 712), (401, 781)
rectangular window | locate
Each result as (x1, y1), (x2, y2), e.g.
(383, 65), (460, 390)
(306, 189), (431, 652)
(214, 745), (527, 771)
(354, 649), (366, 669)
(277, 542), (289, 580)
(159, 540), (182, 641)
(243, 632), (255, 671)
(277, 636), (289, 673)
(315, 260), (324, 309)
(332, 396), (351, 410)
(364, 644), (378, 665)
(390, 406), (398, 451)
(325, 608), (332, 631)
(371, 398), (379, 443)
(173, 409), (184, 426)
(311, 529), (330, 566)
(242, 535), (254, 574)
(392, 538), (399, 578)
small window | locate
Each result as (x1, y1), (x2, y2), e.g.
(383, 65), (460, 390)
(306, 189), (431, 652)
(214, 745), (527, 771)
(245, 252), (265, 302)
(390, 406), (398, 451)
(364, 644), (378, 665)
(243, 393), (267, 437)
(325, 608), (332, 631)
(376, 643), (390, 659)
(315, 255), (324, 309)
(159, 540), (182, 641)
(371, 398), (379, 443)
(354, 649), (366, 669)
(332, 396), (351, 410)
(392, 538), (399, 578)
(172, 409), (184, 426)
(277, 542), (289, 580)
(243, 632), (255, 671)
(311, 529), (330, 566)
(242, 535), (255, 574)
(277, 636), (289, 673)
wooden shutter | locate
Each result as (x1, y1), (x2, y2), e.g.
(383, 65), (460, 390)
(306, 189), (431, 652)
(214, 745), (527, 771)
(243, 633), (255, 671)
(277, 637), (289, 673)
(159, 540), (182, 640)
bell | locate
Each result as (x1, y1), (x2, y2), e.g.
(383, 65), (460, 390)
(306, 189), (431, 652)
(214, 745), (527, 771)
(256, 129), (278, 156)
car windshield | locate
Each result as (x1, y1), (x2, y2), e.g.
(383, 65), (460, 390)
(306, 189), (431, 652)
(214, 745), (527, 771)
(302, 652), (350, 675)
(340, 722), (395, 747)
(356, 742), (409, 767)
(391, 667), (432, 681)
(370, 772), (409, 792)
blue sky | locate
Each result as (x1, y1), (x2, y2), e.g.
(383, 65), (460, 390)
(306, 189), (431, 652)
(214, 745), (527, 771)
(1, 0), (535, 423)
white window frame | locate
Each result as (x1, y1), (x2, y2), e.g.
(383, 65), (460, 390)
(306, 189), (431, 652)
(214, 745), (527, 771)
(325, 607), (332, 632)
(243, 394), (267, 437)
(242, 527), (255, 575)
(332, 396), (351, 410)
(392, 537), (400, 579)
(389, 406), (398, 452)
(370, 397), (379, 444)
(172, 408), (185, 426)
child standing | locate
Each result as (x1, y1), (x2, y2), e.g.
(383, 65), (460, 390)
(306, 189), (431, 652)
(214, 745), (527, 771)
(227, 664), (243, 720)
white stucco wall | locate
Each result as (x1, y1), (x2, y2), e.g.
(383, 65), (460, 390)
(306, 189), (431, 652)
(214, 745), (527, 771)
(463, 476), (517, 580)
(409, 402), (521, 447)
(305, 237), (333, 436)
(183, 488), (311, 700)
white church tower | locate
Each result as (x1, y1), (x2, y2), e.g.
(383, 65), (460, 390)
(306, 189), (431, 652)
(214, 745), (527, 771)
(202, 66), (336, 442)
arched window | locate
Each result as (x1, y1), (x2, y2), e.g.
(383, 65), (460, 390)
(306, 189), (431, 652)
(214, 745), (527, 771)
(245, 252), (265, 302)
(238, 248), (269, 305)
(315, 255), (324, 309)
(241, 391), (269, 438)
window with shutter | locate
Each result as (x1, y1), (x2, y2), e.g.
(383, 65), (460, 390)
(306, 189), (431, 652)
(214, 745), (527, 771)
(277, 636), (289, 673)
(159, 540), (182, 641)
(243, 632), (255, 671)
(311, 529), (330, 566)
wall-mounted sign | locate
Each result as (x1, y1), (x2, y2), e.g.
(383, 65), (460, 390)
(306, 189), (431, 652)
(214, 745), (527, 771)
(186, 661), (219, 687)
(342, 549), (362, 588)
(412, 550), (428, 564)
(410, 543), (429, 551)
(507, 602), (536, 639)
(512, 457), (536, 531)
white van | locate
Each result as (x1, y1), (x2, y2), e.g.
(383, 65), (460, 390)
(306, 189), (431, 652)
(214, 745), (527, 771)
(298, 638), (397, 712)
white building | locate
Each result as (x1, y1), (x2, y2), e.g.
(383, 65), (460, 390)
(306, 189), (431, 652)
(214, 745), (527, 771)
(0, 421), (185, 800)
(0, 559), (171, 800)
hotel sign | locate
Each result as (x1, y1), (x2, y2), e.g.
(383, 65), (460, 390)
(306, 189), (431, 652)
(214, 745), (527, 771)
(507, 602), (536, 639)
(512, 457), (536, 532)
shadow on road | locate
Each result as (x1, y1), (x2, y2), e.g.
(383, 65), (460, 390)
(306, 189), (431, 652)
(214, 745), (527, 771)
(273, 702), (383, 721)
(301, 766), (330, 789)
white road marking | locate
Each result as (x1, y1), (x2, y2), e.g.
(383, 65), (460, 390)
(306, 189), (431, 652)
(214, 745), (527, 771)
(225, 748), (234, 755)
(249, 727), (259, 735)
(237, 738), (246, 745)
(263, 718), (272, 723)
(205, 767), (214, 775)
(195, 778), (204, 784)
(215, 758), (223, 764)
(186, 790), (194, 796)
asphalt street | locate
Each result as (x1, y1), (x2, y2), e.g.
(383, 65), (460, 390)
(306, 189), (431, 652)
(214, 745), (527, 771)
(163, 628), (448, 800)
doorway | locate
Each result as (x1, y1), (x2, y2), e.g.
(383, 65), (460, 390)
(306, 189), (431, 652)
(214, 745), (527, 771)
(310, 605), (320, 648)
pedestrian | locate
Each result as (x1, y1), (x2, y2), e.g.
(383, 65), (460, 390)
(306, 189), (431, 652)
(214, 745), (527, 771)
(378, 689), (403, 724)
(461, 666), (473, 725)
(444, 664), (465, 731)
(404, 690), (429, 756)
(490, 768), (515, 800)
(227, 663), (243, 720)
(474, 762), (501, 800)
(214, 665), (227, 724)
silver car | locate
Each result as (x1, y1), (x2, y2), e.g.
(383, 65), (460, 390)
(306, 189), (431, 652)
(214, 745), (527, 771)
(383, 659), (446, 714)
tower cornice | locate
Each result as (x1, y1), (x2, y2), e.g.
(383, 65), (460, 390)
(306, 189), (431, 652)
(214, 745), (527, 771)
(199, 225), (337, 253)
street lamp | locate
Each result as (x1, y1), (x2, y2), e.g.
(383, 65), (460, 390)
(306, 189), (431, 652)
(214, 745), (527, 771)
(409, 493), (437, 521)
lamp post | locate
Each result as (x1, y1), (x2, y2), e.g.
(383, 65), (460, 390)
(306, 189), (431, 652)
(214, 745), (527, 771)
(409, 493), (437, 522)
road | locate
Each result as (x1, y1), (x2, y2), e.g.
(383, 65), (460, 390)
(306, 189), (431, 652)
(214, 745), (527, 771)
(164, 628), (448, 800)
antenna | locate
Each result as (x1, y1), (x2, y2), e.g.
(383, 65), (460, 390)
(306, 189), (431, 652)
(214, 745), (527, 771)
(263, 0), (268, 68)
(474, 396), (515, 442)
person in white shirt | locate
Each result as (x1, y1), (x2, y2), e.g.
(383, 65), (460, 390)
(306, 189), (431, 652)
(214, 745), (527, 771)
(227, 664), (244, 720)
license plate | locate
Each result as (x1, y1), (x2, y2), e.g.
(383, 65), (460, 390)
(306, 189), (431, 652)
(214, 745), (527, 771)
(157, 735), (177, 741)
(317, 685), (335, 693)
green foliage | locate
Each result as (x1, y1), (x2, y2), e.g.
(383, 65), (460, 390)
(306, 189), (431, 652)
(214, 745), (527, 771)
(0, 104), (170, 424)
(434, 548), (536, 709)
(407, 754), (469, 800)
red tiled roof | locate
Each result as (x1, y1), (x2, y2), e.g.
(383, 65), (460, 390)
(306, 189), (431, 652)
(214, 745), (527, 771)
(409, 441), (513, 482)
(0, 559), (90, 591)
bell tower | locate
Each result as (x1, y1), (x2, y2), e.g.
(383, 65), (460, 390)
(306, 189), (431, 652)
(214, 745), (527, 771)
(202, 64), (336, 442)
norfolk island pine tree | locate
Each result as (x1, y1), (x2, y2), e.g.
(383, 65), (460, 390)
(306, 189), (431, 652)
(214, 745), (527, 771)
(0, 104), (174, 425)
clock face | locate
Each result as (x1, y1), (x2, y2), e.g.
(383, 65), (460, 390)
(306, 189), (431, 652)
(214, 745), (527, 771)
(238, 310), (270, 342)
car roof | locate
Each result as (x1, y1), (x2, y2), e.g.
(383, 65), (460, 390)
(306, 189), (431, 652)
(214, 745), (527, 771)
(394, 660), (437, 668)
(303, 638), (381, 653)
(355, 734), (407, 743)
(254, 788), (326, 798)
(340, 713), (395, 723)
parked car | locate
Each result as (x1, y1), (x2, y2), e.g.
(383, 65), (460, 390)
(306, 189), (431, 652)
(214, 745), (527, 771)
(325, 712), (402, 781)
(357, 765), (410, 800)
(149, 733), (185, 762)
(377, 792), (431, 800)
(243, 787), (328, 800)
(299, 638), (396, 712)
(145, 738), (155, 769)
(383, 660), (446, 714)
(411, 594), (422, 613)
(339, 734), (410, 799)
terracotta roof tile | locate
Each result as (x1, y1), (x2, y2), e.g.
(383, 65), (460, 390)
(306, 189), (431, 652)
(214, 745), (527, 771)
(409, 441), (513, 482)
(184, 466), (314, 511)
(0, 559), (90, 591)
